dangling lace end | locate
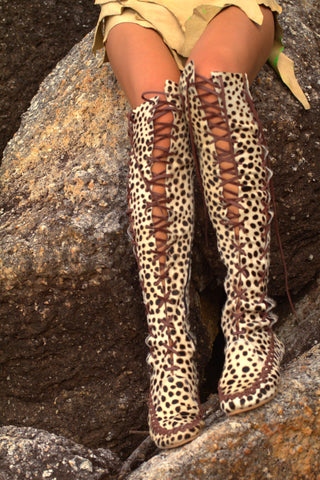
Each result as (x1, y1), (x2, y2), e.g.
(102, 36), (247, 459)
(269, 177), (297, 319)
(244, 82), (297, 320)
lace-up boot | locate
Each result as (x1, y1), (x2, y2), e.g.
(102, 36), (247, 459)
(180, 62), (284, 415)
(127, 80), (203, 448)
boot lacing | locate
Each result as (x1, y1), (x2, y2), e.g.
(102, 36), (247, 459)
(184, 69), (296, 328)
(185, 72), (277, 335)
(127, 91), (187, 373)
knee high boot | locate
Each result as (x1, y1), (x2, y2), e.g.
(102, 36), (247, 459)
(180, 62), (284, 415)
(127, 80), (203, 448)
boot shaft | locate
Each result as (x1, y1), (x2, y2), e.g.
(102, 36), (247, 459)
(179, 61), (284, 415)
(127, 80), (196, 342)
(127, 79), (203, 447)
(180, 62), (276, 330)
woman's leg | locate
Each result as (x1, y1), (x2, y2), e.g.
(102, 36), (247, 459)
(188, 6), (274, 83)
(107, 24), (179, 272)
(188, 6), (275, 223)
(180, 6), (284, 415)
(105, 23), (180, 108)
(106, 24), (181, 266)
(106, 24), (203, 448)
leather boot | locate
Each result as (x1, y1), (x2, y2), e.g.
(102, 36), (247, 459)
(127, 79), (203, 447)
(180, 62), (284, 415)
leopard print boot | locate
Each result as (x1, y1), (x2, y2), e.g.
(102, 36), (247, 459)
(180, 62), (284, 415)
(127, 80), (203, 448)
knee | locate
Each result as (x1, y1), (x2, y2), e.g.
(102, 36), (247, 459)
(190, 45), (248, 79)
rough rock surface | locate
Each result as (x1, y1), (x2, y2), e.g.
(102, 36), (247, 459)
(0, 0), (98, 157)
(0, 0), (319, 461)
(1, 343), (318, 480)
(277, 276), (320, 364)
(127, 344), (320, 480)
(0, 426), (120, 480)
(0, 30), (149, 458)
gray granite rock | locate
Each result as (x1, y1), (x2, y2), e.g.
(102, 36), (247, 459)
(0, 426), (120, 480)
(1, 345), (319, 480)
(277, 276), (320, 364)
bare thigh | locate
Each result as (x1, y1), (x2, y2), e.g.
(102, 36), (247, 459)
(188, 6), (275, 83)
(105, 23), (180, 108)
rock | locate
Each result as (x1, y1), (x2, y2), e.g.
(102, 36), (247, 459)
(0, 30), (150, 457)
(277, 276), (320, 364)
(127, 344), (320, 480)
(0, 0), (319, 460)
(180, 0), (320, 297)
(258, 0), (320, 296)
(0, 0), (98, 158)
(0, 426), (120, 480)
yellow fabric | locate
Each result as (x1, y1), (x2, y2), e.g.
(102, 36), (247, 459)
(93, 0), (310, 109)
(268, 19), (310, 109)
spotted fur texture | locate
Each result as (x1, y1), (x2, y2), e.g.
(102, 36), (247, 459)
(180, 62), (284, 415)
(127, 80), (203, 448)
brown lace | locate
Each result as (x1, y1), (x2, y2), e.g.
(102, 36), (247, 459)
(244, 87), (297, 317)
(127, 90), (185, 372)
(185, 70), (296, 332)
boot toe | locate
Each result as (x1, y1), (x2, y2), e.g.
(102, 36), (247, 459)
(149, 410), (204, 449)
(219, 332), (284, 415)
